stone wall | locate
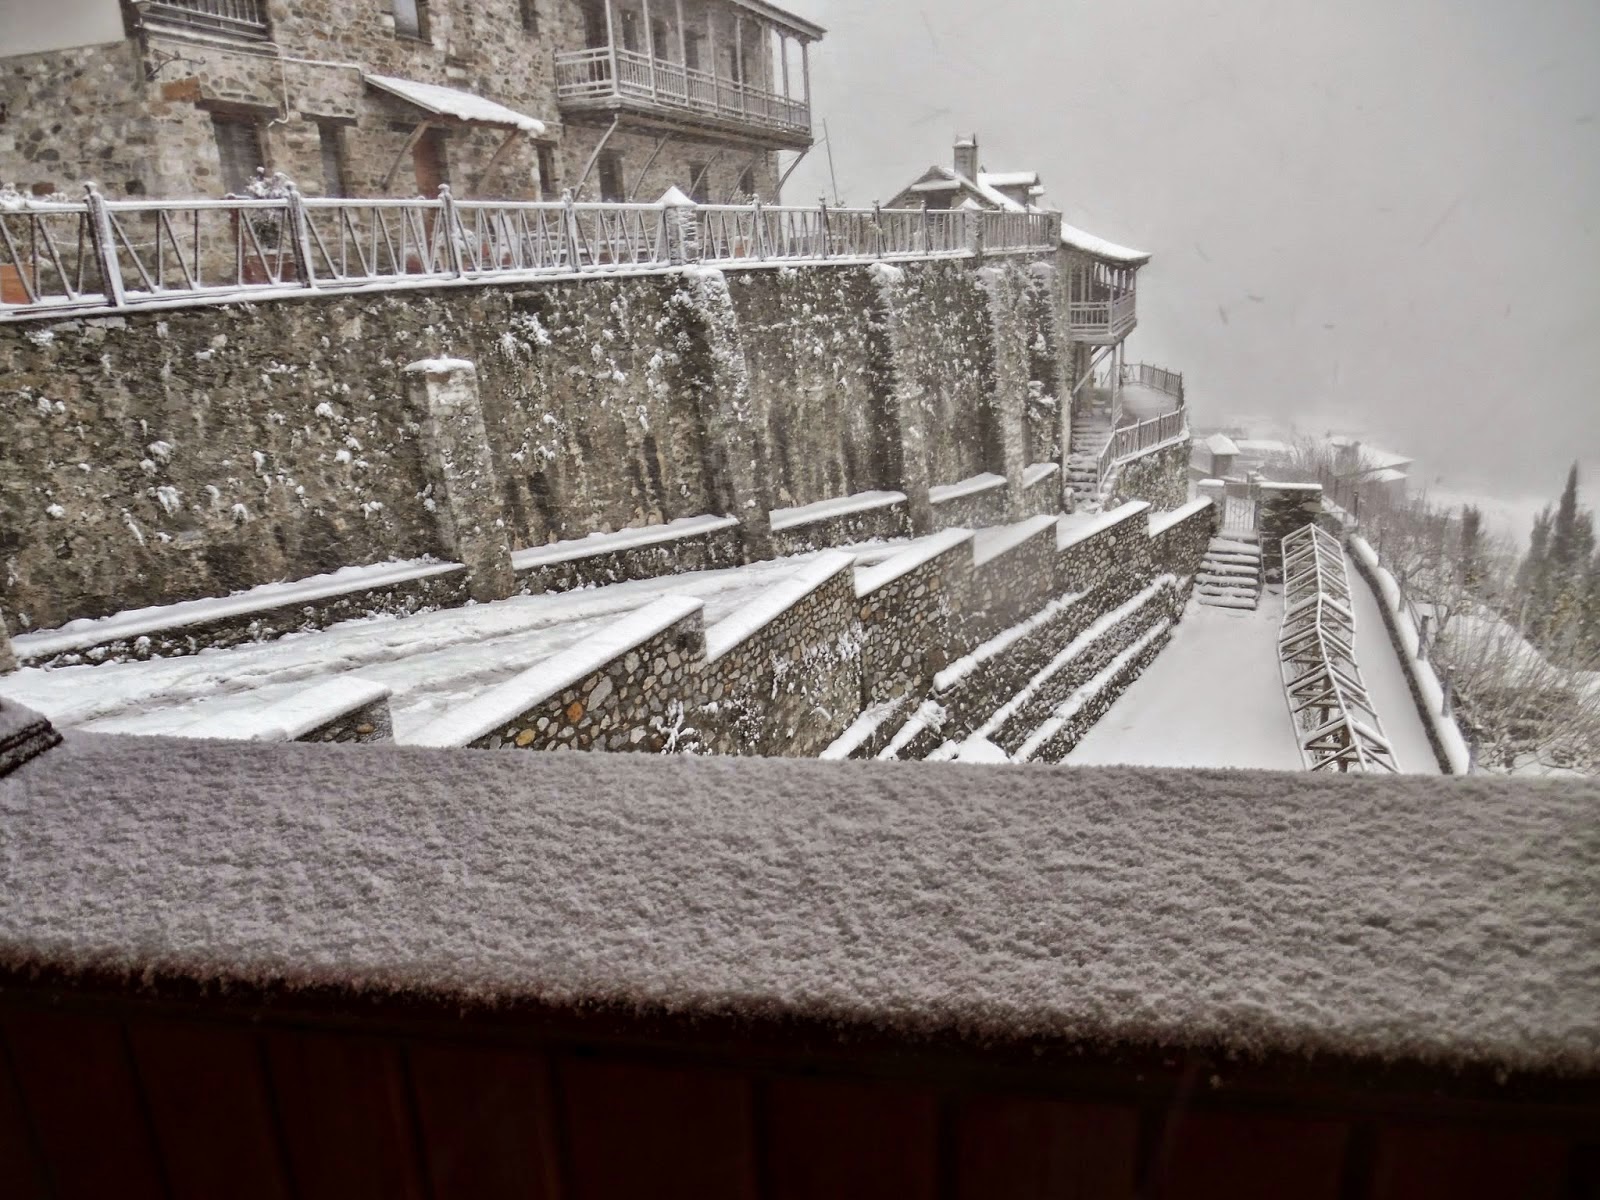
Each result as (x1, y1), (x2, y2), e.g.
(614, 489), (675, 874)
(1258, 482), (1326, 573)
(1105, 438), (1192, 512)
(1, 255), (1051, 634)
(409, 499), (1215, 761)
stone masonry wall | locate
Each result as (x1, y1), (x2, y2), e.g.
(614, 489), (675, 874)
(436, 499), (1214, 761)
(1, 256), (1023, 633)
(1106, 439), (1192, 512)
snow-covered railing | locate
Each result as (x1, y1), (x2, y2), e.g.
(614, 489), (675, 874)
(555, 45), (810, 136)
(1095, 377), (1188, 495)
(1277, 524), (1399, 773)
(1119, 362), (1183, 399)
(0, 186), (1062, 321)
(1063, 258), (1138, 343)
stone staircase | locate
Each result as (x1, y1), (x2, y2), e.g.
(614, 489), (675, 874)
(1065, 412), (1112, 510)
(1196, 532), (1263, 610)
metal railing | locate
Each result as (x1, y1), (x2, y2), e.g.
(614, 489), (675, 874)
(1094, 363), (1188, 495)
(555, 46), (810, 135)
(137, 0), (270, 38)
(0, 187), (1062, 321)
(1277, 524), (1399, 773)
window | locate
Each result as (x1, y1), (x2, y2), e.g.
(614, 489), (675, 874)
(651, 18), (669, 57)
(211, 113), (265, 194)
(536, 143), (558, 201)
(683, 31), (701, 70)
(414, 128), (449, 196)
(581, 0), (606, 47)
(688, 162), (709, 204)
(392, 0), (428, 40)
(738, 167), (755, 199)
(317, 122), (349, 197)
(520, 0), (538, 34)
(597, 151), (625, 202)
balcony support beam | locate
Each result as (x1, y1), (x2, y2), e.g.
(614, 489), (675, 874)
(642, 0), (658, 98)
(779, 31), (790, 100)
(801, 39), (811, 104)
(603, 0), (619, 98)
(675, 0), (688, 68)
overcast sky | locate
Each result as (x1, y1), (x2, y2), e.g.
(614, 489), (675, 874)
(787, 0), (1599, 514)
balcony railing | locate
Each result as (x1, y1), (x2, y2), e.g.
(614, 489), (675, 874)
(0, 187), (1061, 320)
(1066, 287), (1136, 343)
(137, 0), (271, 39)
(1094, 363), (1188, 495)
(555, 46), (810, 138)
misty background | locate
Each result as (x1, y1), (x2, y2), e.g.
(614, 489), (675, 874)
(785, 0), (1599, 530)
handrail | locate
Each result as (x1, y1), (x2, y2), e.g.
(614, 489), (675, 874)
(555, 44), (810, 135)
(0, 186), (1062, 321)
(1094, 366), (1188, 495)
(1277, 524), (1398, 773)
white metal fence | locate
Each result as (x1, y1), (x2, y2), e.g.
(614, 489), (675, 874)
(1278, 524), (1399, 773)
(0, 187), (1062, 321)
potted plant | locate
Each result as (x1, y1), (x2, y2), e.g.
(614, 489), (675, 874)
(228, 169), (298, 285)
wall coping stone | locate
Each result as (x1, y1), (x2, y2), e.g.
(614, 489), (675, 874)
(929, 472), (1006, 505)
(972, 514), (1059, 567)
(853, 528), (974, 598)
(1023, 461), (1060, 488)
(1148, 496), (1214, 537)
(510, 515), (740, 570)
(12, 558), (466, 661)
(407, 595), (705, 749)
(1057, 500), (1150, 551)
(769, 490), (907, 533)
(704, 551), (855, 663)
(183, 677), (393, 743)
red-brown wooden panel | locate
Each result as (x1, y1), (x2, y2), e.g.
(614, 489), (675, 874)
(1, 1010), (168, 1200)
(0, 1034), (51, 1200)
(955, 1094), (1138, 1199)
(1152, 1110), (1350, 1200)
(763, 1076), (938, 1200)
(1372, 1123), (1571, 1200)
(560, 1056), (756, 1200)
(126, 1020), (291, 1200)
(407, 1039), (560, 1200)
(265, 1029), (428, 1200)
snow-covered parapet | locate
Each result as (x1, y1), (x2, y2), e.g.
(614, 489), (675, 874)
(1347, 536), (1473, 773)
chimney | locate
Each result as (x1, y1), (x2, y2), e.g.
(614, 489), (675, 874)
(953, 133), (978, 181)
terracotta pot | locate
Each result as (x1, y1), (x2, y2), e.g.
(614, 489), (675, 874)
(1, 264), (29, 305)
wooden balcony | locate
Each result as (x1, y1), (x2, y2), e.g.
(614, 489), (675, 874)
(1065, 261), (1138, 344)
(555, 45), (813, 147)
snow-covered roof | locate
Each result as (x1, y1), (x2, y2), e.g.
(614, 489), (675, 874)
(1059, 221), (1151, 266)
(1368, 467), (1409, 484)
(1202, 433), (1240, 457)
(3, 733), (1596, 1073)
(364, 74), (546, 134)
(977, 171), (1040, 190)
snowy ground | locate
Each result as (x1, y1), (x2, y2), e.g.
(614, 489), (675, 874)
(1068, 588), (1303, 770)
(1070, 574), (1444, 773)
(0, 547), (889, 741)
(1347, 568), (1444, 774)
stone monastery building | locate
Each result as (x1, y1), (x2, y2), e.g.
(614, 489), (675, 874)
(0, 0), (822, 204)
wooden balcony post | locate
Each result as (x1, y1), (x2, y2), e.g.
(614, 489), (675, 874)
(779, 31), (790, 99)
(734, 13), (746, 115)
(801, 39), (811, 110)
(707, 8), (720, 114)
(675, 0), (687, 74)
(603, 0), (619, 93)
(642, 0), (658, 98)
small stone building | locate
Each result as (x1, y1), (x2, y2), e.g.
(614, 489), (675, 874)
(0, 0), (823, 203)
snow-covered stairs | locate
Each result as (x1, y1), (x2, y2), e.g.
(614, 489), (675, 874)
(1196, 533), (1262, 610)
(1065, 414), (1112, 510)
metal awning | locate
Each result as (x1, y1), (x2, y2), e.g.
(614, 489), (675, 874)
(364, 74), (547, 134)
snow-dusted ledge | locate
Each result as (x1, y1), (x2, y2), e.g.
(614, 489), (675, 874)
(929, 473), (1006, 505)
(820, 696), (911, 761)
(511, 515), (739, 569)
(1023, 462), (1059, 488)
(13, 558), (464, 660)
(407, 596), (704, 749)
(973, 514), (1058, 567)
(1347, 536), (1472, 774)
(769, 490), (906, 532)
(182, 678), (392, 744)
(704, 552), (854, 662)
(1058, 500), (1150, 551)
(853, 528), (973, 598)
(1148, 497), (1213, 538)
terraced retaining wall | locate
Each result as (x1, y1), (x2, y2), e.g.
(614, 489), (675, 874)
(408, 499), (1214, 759)
(1, 253), (1070, 635)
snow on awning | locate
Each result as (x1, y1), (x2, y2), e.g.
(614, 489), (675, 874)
(364, 74), (546, 134)
(1059, 220), (1151, 266)
(977, 171), (1040, 189)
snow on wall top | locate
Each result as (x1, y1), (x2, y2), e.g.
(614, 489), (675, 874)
(364, 75), (547, 134)
(1059, 222), (1151, 266)
(2, 739), (1596, 1073)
